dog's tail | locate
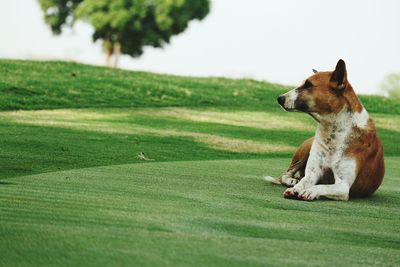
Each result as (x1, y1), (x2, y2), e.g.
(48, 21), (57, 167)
(262, 176), (281, 185)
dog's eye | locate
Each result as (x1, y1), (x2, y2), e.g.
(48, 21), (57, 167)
(302, 80), (313, 89)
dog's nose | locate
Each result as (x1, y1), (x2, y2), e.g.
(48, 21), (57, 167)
(277, 96), (285, 106)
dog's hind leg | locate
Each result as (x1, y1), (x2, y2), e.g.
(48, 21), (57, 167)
(279, 137), (313, 187)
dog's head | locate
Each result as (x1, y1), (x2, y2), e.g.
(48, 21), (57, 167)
(277, 59), (355, 116)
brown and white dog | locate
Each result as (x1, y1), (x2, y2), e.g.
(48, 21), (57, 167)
(265, 59), (384, 201)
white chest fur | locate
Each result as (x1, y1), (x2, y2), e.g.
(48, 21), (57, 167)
(308, 108), (369, 180)
(314, 114), (352, 167)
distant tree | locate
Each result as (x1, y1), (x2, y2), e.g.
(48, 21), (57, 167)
(38, 0), (210, 67)
(380, 73), (400, 99)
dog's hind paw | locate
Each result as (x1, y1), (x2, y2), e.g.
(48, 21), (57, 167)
(262, 176), (281, 185)
(281, 175), (299, 187)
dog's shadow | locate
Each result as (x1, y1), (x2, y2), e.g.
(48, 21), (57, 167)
(314, 193), (396, 205)
(350, 193), (399, 206)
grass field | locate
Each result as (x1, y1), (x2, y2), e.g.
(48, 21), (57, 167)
(0, 60), (399, 266)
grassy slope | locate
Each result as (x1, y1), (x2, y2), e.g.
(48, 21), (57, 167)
(0, 59), (399, 114)
(0, 60), (399, 266)
(0, 60), (286, 111)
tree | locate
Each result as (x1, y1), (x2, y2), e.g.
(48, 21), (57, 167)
(380, 73), (400, 99)
(38, 0), (210, 67)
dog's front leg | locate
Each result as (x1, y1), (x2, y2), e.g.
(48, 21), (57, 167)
(297, 158), (356, 201)
(298, 182), (350, 201)
(283, 152), (323, 199)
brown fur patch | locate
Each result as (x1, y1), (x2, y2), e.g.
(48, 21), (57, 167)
(286, 137), (313, 178)
(346, 120), (385, 197)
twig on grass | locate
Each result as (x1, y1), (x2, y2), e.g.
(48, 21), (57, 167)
(137, 152), (155, 161)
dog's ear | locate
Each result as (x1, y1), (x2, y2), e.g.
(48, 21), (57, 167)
(312, 69), (318, 74)
(330, 59), (347, 90)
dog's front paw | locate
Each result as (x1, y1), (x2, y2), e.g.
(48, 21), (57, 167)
(281, 175), (299, 187)
(283, 187), (299, 199)
(298, 187), (320, 201)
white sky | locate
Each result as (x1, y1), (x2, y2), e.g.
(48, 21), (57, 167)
(1, 0), (399, 95)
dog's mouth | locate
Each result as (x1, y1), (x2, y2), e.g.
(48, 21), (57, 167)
(280, 106), (297, 112)
(277, 96), (319, 122)
(281, 107), (320, 123)
(278, 103), (308, 113)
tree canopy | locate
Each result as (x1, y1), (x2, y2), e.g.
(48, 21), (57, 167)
(38, 0), (210, 66)
(380, 73), (400, 99)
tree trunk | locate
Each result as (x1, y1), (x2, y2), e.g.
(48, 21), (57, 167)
(104, 33), (113, 67)
(113, 42), (121, 68)
(105, 48), (112, 67)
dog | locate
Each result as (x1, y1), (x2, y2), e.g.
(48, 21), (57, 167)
(265, 59), (384, 201)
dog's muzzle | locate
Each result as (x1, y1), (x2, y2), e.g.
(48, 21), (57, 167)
(277, 89), (307, 112)
(277, 95), (285, 107)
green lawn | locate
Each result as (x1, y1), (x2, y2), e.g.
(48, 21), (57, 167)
(1, 158), (400, 267)
(0, 60), (399, 266)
